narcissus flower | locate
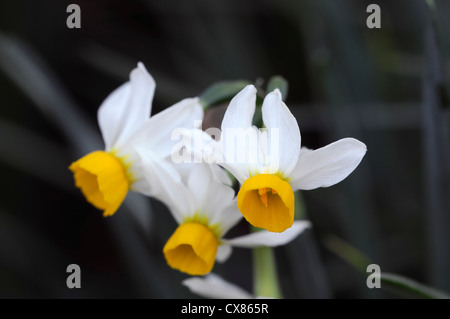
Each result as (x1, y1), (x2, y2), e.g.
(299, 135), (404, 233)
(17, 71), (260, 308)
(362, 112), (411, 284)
(179, 85), (366, 233)
(69, 62), (203, 216)
(157, 163), (310, 275)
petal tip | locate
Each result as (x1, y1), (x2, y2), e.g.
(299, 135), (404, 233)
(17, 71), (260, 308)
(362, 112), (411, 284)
(131, 62), (155, 86)
(266, 88), (283, 100)
(238, 84), (257, 97)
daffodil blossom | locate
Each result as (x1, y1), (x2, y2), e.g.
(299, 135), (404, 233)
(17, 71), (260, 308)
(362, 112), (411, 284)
(69, 62), (203, 216)
(156, 162), (310, 275)
(183, 273), (270, 299)
(178, 85), (366, 232)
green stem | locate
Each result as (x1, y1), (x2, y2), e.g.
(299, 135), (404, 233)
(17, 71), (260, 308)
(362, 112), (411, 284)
(252, 228), (283, 298)
(251, 191), (302, 298)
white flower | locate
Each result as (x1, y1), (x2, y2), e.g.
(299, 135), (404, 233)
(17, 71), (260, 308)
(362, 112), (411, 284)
(178, 85), (366, 232)
(156, 162), (310, 275)
(69, 62), (203, 216)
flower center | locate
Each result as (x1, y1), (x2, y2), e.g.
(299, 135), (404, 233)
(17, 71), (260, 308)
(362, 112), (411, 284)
(69, 150), (130, 217)
(163, 222), (218, 276)
(237, 174), (295, 233)
(258, 187), (278, 207)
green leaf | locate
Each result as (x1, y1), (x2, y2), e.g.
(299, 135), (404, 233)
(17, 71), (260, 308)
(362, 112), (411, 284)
(325, 234), (450, 299)
(266, 75), (289, 101)
(324, 234), (371, 273)
(199, 80), (251, 109)
(381, 273), (450, 299)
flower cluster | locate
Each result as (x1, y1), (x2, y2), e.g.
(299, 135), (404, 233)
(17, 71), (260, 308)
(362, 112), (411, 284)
(69, 63), (366, 297)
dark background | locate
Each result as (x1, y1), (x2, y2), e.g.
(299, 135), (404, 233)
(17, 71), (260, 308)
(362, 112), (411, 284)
(0, 0), (449, 298)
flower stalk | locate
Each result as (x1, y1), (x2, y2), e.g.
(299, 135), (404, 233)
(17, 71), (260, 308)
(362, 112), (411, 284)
(252, 227), (283, 299)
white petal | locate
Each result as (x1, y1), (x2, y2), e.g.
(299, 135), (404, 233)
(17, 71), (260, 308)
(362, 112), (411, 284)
(174, 128), (219, 165)
(176, 128), (251, 184)
(125, 97), (203, 157)
(219, 125), (261, 183)
(216, 244), (233, 263)
(134, 147), (194, 223)
(211, 164), (233, 186)
(221, 85), (257, 131)
(185, 164), (240, 232)
(225, 221), (311, 248)
(187, 163), (214, 210)
(261, 89), (301, 175)
(219, 161), (250, 186)
(219, 85), (261, 181)
(289, 138), (367, 190)
(98, 62), (155, 151)
(173, 161), (231, 186)
(170, 162), (196, 184)
(299, 146), (314, 156)
(183, 274), (253, 299)
(210, 201), (242, 237)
